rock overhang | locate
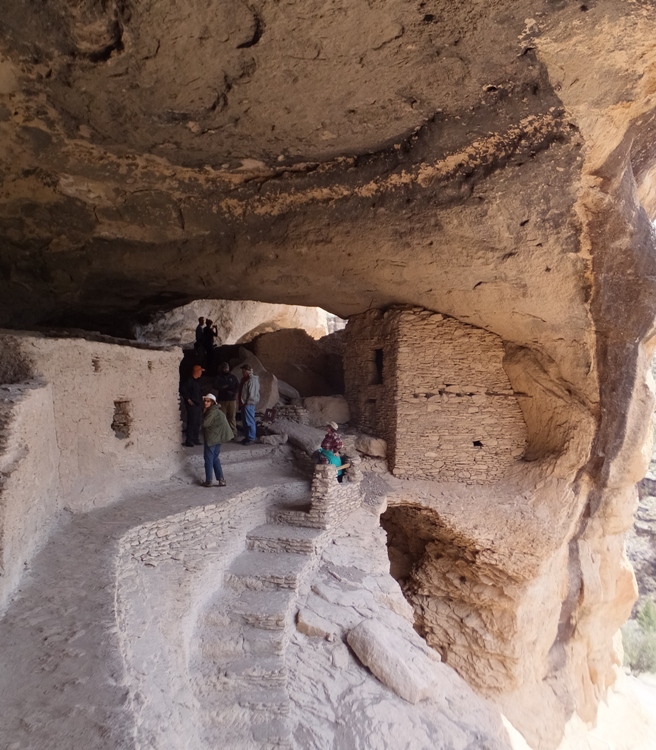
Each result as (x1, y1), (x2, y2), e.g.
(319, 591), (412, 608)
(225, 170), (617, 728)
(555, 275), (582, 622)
(0, 1), (655, 456)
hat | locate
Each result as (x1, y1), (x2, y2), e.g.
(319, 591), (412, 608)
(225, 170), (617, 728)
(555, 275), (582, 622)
(203, 393), (217, 402)
(327, 421), (339, 431)
(241, 363), (253, 371)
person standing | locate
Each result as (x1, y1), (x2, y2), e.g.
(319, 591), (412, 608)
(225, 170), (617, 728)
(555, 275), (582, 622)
(214, 362), (239, 435)
(203, 319), (219, 370)
(180, 364), (204, 446)
(238, 363), (260, 445)
(201, 394), (234, 487)
(194, 316), (205, 352)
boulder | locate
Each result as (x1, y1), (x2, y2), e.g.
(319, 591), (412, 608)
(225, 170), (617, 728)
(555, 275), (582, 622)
(277, 379), (301, 401)
(251, 328), (343, 396)
(259, 433), (288, 446)
(303, 395), (350, 427)
(346, 618), (443, 705)
(355, 435), (387, 458)
(268, 419), (325, 455)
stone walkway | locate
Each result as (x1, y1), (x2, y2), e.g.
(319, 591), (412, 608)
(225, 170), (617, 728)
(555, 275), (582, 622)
(0, 444), (308, 750)
(190, 481), (334, 749)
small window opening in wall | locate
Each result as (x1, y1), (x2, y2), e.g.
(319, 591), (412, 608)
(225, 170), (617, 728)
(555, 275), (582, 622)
(92, 358), (101, 372)
(473, 440), (483, 448)
(112, 400), (132, 439)
(370, 348), (384, 385)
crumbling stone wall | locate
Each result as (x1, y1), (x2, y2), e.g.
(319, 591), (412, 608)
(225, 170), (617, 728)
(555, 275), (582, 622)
(344, 307), (527, 483)
(0, 331), (182, 609)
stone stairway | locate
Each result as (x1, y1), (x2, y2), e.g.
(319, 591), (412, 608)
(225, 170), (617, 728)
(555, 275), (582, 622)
(192, 487), (329, 750)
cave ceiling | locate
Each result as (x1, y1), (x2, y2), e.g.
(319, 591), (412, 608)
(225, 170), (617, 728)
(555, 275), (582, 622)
(1, 0), (656, 401)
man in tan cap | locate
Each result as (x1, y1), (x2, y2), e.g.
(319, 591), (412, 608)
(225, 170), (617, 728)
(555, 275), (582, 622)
(180, 364), (204, 446)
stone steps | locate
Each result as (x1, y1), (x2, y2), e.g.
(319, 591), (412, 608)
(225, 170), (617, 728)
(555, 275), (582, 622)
(225, 656), (288, 686)
(231, 590), (294, 631)
(225, 550), (309, 591)
(238, 688), (291, 716)
(246, 523), (324, 555)
(192, 462), (361, 749)
(242, 626), (288, 657)
(251, 717), (292, 747)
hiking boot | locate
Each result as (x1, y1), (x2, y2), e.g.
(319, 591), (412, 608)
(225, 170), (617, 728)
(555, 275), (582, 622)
(182, 442), (195, 447)
(201, 480), (213, 487)
(218, 478), (227, 487)
(241, 439), (253, 446)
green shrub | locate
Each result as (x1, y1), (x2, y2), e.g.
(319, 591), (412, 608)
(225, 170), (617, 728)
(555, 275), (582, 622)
(622, 599), (656, 674)
(637, 598), (656, 633)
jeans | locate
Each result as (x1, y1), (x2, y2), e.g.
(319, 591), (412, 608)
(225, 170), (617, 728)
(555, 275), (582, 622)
(204, 443), (224, 483)
(242, 404), (256, 441)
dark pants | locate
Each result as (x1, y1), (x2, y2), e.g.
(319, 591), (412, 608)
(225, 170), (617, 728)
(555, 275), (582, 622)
(242, 404), (256, 441)
(186, 403), (202, 444)
(204, 443), (224, 483)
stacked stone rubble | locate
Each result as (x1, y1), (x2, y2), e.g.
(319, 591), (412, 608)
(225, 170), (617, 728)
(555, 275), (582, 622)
(274, 405), (309, 424)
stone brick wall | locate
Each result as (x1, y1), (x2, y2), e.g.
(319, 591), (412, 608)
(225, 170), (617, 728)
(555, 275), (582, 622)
(345, 307), (527, 483)
(343, 309), (397, 443)
(304, 463), (363, 529)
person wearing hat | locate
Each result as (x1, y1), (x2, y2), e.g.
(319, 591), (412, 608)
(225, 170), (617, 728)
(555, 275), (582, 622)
(318, 421), (348, 481)
(238, 363), (260, 445)
(180, 364), (204, 446)
(201, 393), (234, 487)
(321, 421), (343, 454)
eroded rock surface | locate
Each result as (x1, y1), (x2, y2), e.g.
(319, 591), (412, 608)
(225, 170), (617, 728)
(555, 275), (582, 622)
(135, 299), (330, 347)
(2, 1), (656, 748)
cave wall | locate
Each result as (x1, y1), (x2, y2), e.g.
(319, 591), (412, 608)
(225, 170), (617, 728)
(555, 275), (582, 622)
(0, 0), (655, 745)
(251, 328), (344, 396)
(345, 306), (527, 482)
(0, 331), (182, 609)
(135, 299), (330, 347)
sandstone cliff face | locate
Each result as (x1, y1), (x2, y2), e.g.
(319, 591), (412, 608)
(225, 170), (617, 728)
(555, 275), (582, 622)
(1, 1), (656, 747)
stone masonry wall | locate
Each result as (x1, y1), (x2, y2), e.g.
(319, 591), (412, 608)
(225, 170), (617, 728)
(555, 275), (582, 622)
(305, 462), (363, 529)
(0, 331), (182, 610)
(345, 308), (527, 483)
(343, 309), (397, 450)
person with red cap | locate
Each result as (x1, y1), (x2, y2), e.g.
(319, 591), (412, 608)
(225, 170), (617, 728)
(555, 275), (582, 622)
(180, 364), (204, 446)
